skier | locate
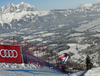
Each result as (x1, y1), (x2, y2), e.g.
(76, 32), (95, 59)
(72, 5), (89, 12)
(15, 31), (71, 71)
(58, 53), (69, 65)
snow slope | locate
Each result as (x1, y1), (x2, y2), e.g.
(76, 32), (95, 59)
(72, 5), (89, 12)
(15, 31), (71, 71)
(0, 63), (65, 76)
(70, 67), (100, 76)
(0, 63), (100, 76)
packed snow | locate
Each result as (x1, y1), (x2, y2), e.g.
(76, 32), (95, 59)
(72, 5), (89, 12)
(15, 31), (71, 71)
(70, 67), (100, 76)
(0, 63), (65, 76)
(0, 63), (100, 76)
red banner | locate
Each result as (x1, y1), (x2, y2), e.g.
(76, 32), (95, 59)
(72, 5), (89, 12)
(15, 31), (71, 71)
(0, 44), (22, 63)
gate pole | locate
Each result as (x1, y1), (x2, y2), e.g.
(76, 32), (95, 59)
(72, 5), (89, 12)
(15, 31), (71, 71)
(13, 37), (14, 45)
(42, 45), (45, 66)
(27, 42), (30, 64)
(35, 45), (39, 65)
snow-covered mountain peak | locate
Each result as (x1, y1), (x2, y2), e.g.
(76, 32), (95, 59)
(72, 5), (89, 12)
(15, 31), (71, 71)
(1, 3), (17, 13)
(16, 2), (37, 12)
(77, 3), (93, 9)
(79, 3), (93, 8)
(20, 2), (32, 7)
(1, 3), (15, 9)
(77, 1), (100, 10)
(21, 2), (25, 4)
(17, 2), (35, 8)
(0, 2), (37, 14)
(96, 0), (100, 3)
(7, 3), (15, 6)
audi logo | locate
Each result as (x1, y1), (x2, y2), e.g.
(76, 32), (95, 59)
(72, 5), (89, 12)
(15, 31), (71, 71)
(0, 49), (18, 58)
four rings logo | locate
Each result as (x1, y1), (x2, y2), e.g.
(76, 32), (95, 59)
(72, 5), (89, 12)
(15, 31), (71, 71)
(0, 49), (18, 58)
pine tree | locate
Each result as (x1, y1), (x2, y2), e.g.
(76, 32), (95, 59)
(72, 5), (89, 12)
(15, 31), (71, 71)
(86, 55), (93, 70)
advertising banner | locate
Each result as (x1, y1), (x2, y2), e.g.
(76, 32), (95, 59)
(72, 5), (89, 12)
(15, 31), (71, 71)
(0, 44), (22, 63)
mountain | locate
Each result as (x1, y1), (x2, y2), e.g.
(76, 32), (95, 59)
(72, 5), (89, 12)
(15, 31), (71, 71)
(1, 1), (100, 69)
(1, 1), (100, 33)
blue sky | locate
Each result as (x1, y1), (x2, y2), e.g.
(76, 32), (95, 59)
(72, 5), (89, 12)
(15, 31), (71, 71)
(0, 0), (99, 11)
